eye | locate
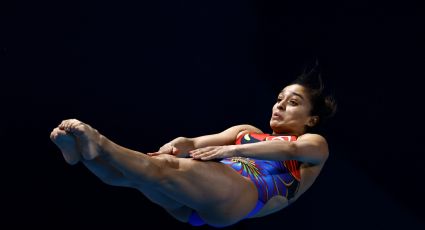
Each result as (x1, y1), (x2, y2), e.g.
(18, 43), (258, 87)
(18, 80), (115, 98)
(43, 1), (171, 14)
(276, 98), (282, 103)
(289, 100), (298, 106)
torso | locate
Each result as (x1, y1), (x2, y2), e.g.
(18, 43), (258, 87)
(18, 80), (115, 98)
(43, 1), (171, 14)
(220, 131), (326, 217)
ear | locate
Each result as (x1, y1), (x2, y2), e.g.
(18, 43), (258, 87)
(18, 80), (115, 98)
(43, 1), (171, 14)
(306, 116), (319, 127)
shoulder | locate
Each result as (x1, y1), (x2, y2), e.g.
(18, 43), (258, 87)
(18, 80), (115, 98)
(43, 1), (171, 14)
(296, 133), (329, 161)
(217, 124), (263, 141)
(228, 124), (263, 139)
(225, 124), (263, 134)
(297, 133), (328, 144)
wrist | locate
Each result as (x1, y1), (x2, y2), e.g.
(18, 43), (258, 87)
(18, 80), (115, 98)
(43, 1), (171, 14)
(186, 137), (197, 149)
(233, 145), (244, 158)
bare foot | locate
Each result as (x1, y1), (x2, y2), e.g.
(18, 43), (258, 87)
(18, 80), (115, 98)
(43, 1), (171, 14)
(50, 128), (81, 165)
(58, 119), (103, 160)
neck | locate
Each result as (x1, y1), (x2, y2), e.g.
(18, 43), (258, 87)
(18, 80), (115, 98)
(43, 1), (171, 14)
(272, 129), (305, 137)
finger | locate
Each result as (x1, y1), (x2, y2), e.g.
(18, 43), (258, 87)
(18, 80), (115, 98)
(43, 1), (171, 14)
(159, 145), (172, 153)
(147, 152), (161, 156)
(198, 152), (219, 161)
(193, 153), (209, 160)
(191, 146), (217, 155)
(191, 149), (215, 159)
(201, 154), (217, 161)
(190, 150), (202, 157)
(172, 146), (181, 155)
(190, 147), (212, 155)
(190, 150), (203, 157)
(155, 146), (173, 155)
(160, 147), (173, 154)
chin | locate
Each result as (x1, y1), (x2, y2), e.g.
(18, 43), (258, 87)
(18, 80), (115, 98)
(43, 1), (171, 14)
(269, 124), (280, 133)
(270, 120), (281, 128)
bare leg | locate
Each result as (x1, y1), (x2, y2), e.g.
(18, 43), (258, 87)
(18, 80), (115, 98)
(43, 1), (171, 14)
(57, 119), (259, 227)
(84, 156), (194, 222)
(50, 126), (192, 221)
(51, 127), (130, 186)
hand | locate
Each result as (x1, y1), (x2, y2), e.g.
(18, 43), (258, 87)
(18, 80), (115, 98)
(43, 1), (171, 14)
(189, 145), (238, 161)
(147, 143), (177, 156)
(147, 137), (195, 157)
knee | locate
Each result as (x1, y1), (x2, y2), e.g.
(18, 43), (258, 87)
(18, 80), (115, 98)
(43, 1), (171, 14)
(123, 155), (179, 187)
(149, 157), (185, 188)
(151, 154), (180, 168)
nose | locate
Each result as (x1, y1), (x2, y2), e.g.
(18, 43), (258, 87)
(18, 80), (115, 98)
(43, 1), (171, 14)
(276, 100), (286, 111)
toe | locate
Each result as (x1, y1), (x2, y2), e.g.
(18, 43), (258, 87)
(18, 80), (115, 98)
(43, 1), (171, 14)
(50, 127), (64, 141)
(60, 120), (69, 131)
(65, 120), (73, 131)
(50, 129), (57, 140)
(70, 119), (81, 125)
(68, 123), (86, 136)
(59, 121), (65, 130)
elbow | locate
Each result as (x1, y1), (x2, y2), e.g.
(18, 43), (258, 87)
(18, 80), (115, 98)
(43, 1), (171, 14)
(286, 142), (299, 160)
(291, 141), (328, 164)
(176, 136), (193, 144)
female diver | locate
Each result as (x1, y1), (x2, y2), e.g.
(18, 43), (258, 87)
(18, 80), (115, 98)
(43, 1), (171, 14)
(50, 69), (337, 227)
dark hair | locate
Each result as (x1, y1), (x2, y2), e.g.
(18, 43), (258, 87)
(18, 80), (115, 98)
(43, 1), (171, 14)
(291, 65), (337, 132)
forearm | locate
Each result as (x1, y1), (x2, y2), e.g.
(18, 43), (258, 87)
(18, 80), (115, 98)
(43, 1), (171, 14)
(235, 141), (297, 161)
(189, 124), (262, 149)
(189, 135), (234, 149)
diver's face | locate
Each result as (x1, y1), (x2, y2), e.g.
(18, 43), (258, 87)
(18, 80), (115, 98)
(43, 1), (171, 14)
(270, 84), (316, 135)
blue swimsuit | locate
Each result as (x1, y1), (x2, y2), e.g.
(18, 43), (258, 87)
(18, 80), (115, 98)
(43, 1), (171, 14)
(188, 132), (301, 226)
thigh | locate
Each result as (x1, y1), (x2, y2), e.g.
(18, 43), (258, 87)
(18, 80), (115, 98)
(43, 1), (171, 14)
(152, 155), (259, 224)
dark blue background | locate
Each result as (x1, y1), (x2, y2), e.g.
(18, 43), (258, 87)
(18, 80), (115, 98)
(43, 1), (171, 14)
(1, 0), (424, 229)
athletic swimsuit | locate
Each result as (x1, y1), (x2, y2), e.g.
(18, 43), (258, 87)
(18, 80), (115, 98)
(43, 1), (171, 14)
(188, 132), (302, 226)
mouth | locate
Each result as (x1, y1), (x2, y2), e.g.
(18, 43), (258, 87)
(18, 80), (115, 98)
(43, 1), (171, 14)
(272, 113), (282, 119)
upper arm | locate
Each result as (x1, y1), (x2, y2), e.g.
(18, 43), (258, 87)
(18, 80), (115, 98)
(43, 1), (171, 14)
(191, 124), (263, 148)
(292, 133), (329, 165)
